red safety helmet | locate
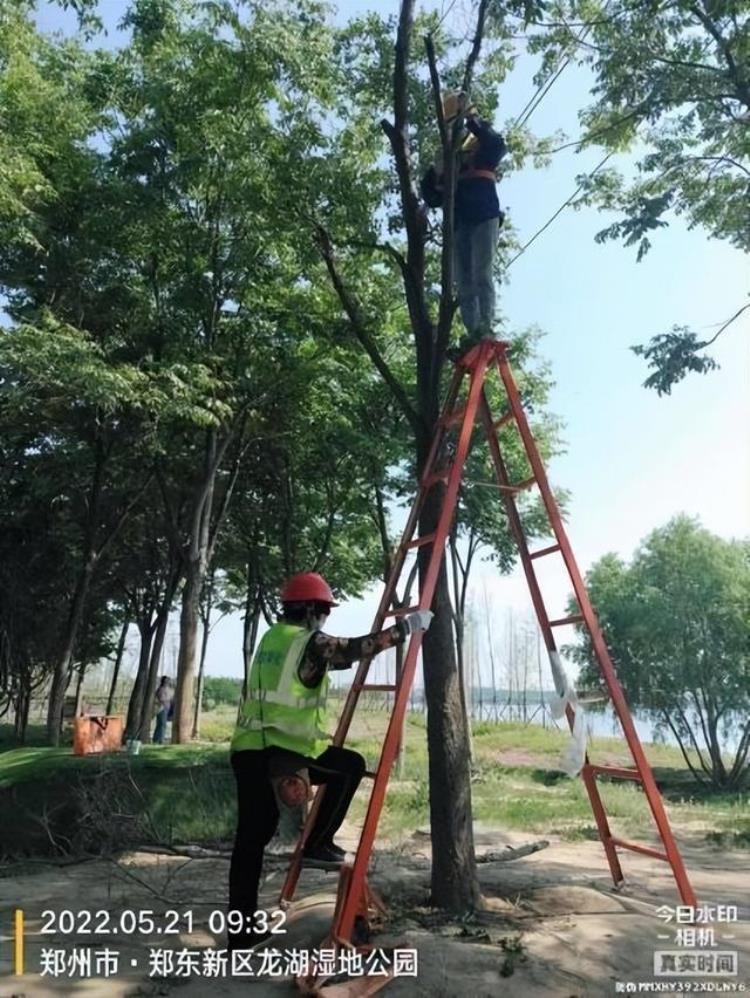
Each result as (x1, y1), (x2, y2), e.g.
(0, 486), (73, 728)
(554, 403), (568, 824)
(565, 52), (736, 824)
(280, 572), (339, 607)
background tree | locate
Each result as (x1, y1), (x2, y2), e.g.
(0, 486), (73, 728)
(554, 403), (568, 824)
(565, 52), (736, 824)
(568, 516), (750, 789)
(1, 0), (567, 916)
(106, 0), (358, 741)
(524, 0), (749, 392)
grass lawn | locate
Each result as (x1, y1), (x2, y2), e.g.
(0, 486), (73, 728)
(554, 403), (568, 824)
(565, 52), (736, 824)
(1, 706), (747, 859)
(342, 713), (750, 847)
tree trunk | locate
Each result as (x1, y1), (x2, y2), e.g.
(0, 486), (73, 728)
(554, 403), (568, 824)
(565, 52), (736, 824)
(419, 482), (479, 912)
(172, 427), (228, 744)
(20, 684), (31, 742)
(706, 708), (727, 787)
(106, 617), (130, 716)
(46, 557), (96, 745)
(173, 559), (202, 742)
(74, 662), (87, 716)
(192, 610), (211, 739)
(14, 678), (30, 743)
(139, 582), (176, 744)
(126, 620), (154, 741)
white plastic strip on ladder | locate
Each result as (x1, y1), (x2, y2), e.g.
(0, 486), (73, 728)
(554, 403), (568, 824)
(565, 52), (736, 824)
(547, 650), (587, 778)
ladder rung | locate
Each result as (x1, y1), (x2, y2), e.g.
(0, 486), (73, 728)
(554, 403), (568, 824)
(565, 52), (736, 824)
(588, 765), (642, 781)
(493, 410), (515, 430)
(358, 684), (397, 692)
(442, 405), (466, 428)
(529, 543), (561, 560)
(497, 475), (536, 494)
(364, 770), (378, 780)
(421, 467), (451, 490)
(406, 532), (436, 550)
(549, 613), (584, 627)
(609, 836), (669, 863)
(384, 605), (420, 617)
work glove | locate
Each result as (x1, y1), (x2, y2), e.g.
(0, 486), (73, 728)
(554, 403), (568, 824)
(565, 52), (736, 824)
(403, 609), (434, 635)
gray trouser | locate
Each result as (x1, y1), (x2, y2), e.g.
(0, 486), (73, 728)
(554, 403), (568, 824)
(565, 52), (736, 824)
(454, 216), (499, 336)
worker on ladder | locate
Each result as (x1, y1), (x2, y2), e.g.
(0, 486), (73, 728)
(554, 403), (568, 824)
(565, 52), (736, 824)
(421, 91), (507, 356)
(228, 571), (432, 950)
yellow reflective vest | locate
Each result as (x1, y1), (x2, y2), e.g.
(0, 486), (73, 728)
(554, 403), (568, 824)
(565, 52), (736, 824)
(231, 623), (329, 758)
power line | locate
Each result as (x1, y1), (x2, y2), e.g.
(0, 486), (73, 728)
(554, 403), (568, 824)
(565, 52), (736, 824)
(512, 4), (611, 130)
(505, 152), (614, 269)
(514, 56), (573, 129)
(435, 0), (459, 33)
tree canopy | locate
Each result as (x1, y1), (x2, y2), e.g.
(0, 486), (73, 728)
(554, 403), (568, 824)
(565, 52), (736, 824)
(569, 516), (750, 789)
(523, 0), (749, 392)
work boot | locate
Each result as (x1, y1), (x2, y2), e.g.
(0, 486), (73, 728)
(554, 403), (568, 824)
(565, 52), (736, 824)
(301, 841), (347, 869)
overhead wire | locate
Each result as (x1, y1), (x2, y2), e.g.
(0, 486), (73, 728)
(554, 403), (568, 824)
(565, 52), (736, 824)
(513, 54), (575, 130)
(503, 4), (617, 268)
(504, 151), (614, 270)
(434, 0), (460, 33)
(428, 1), (619, 271)
(511, 1), (613, 130)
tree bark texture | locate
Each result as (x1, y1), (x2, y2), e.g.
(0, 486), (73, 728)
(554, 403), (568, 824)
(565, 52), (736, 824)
(126, 620), (155, 741)
(419, 480), (480, 911)
(106, 617), (130, 717)
(139, 580), (176, 743)
(193, 603), (212, 739)
(74, 662), (87, 716)
(46, 558), (95, 745)
(172, 423), (242, 742)
(173, 558), (202, 742)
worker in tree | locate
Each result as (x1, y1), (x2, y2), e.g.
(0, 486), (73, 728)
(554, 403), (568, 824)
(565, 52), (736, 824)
(228, 571), (432, 950)
(421, 91), (507, 355)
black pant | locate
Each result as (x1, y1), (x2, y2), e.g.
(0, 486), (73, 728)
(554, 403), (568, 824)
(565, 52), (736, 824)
(228, 745), (365, 942)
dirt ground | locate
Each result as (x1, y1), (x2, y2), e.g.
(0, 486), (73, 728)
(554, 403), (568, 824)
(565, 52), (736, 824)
(1, 825), (748, 998)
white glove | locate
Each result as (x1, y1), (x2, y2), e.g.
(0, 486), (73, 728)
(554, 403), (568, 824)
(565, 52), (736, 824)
(403, 610), (434, 635)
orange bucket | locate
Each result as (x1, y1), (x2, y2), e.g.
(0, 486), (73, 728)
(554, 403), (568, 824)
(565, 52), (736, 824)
(72, 715), (123, 756)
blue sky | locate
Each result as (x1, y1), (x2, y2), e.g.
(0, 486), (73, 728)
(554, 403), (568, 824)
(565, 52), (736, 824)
(34, 1), (749, 685)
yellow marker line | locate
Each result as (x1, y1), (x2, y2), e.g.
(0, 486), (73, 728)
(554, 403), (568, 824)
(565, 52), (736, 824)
(14, 908), (24, 975)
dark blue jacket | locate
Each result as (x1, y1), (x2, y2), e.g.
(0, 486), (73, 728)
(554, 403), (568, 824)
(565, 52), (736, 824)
(421, 117), (507, 228)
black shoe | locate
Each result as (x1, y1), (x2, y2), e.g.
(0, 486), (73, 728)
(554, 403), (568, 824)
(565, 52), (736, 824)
(326, 841), (347, 861)
(226, 929), (270, 953)
(302, 842), (346, 869)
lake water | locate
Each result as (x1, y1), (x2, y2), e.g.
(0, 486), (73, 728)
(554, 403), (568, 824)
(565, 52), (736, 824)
(402, 688), (743, 755)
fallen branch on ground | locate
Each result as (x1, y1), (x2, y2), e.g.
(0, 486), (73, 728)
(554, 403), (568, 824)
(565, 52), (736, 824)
(477, 841), (550, 863)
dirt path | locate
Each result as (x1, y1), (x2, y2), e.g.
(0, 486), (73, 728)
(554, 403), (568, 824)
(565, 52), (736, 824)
(1, 827), (748, 997)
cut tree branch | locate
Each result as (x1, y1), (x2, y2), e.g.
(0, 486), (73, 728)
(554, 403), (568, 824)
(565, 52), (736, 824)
(461, 0), (490, 96)
(315, 224), (421, 435)
(97, 473), (155, 560)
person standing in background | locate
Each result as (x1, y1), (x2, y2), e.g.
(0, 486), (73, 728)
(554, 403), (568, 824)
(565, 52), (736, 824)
(153, 676), (174, 744)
